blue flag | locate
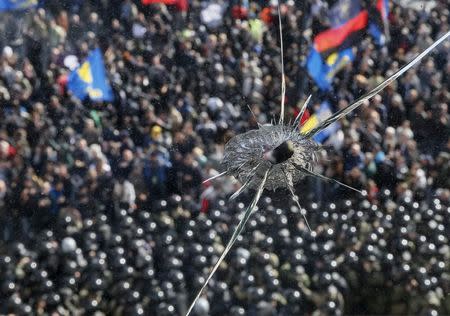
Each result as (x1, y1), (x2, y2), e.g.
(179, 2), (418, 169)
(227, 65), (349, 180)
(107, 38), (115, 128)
(301, 101), (340, 143)
(0, 0), (37, 11)
(306, 47), (354, 91)
(67, 48), (114, 102)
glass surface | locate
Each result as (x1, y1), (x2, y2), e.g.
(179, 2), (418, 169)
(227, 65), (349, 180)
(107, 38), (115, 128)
(0, 1), (449, 316)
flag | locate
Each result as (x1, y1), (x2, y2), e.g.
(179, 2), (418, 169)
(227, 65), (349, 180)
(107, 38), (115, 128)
(328, 0), (361, 28)
(175, 0), (188, 12)
(301, 101), (340, 143)
(0, 0), (37, 11)
(368, 0), (389, 45)
(307, 47), (354, 91)
(313, 10), (368, 54)
(67, 48), (114, 102)
(307, 5), (368, 91)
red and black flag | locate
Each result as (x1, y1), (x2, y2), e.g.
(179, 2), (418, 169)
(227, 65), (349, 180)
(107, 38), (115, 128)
(307, 0), (390, 90)
(307, 0), (368, 90)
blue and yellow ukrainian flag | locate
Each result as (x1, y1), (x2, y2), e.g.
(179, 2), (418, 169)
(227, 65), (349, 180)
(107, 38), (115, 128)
(301, 101), (340, 143)
(0, 0), (37, 11)
(306, 48), (354, 91)
(67, 48), (114, 102)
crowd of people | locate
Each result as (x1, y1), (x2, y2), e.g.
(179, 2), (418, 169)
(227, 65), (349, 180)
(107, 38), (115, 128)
(0, 0), (449, 315)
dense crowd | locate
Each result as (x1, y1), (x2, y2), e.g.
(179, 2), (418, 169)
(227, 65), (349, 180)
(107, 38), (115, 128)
(0, 0), (449, 315)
